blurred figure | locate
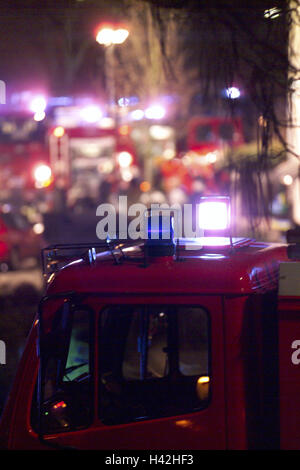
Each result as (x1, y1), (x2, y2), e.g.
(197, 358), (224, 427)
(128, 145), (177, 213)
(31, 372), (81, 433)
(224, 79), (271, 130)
(98, 176), (113, 204)
(127, 178), (141, 207)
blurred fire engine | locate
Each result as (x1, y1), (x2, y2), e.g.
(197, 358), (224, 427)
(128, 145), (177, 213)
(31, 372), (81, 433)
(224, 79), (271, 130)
(160, 116), (244, 197)
(0, 108), (50, 206)
(0, 100), (139, 212)
(49, 105), (139, 210)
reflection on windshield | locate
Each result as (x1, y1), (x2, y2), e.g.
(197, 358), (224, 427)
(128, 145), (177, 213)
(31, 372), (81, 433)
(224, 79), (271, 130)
(99, 304), (210, 425)
(0, 116), (45, 143)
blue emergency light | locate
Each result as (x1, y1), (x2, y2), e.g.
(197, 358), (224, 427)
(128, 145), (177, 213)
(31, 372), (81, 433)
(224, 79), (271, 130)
(145, 196), (232, 256)
(145, 208), (176, 256)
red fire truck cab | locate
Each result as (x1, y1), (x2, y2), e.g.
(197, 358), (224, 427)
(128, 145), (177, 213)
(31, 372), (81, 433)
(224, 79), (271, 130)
(1, 198), (300, 450)
(161, 116), (244, 196)
(187, 116), (244, 154)
(0, 110), (50, 200)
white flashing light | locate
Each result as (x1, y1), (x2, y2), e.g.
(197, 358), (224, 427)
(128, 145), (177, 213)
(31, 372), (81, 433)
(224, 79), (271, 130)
(149, 125), (173, 140)
(33, 164), (52, 188)
(130, 109), (144, 121)
(118, 97), (130, 107)
(80, 105), (102, 123)
(29, 96), (47, 113)
(33, 111), (46, 122)
(283, 174), (293, 186)
(145, 105), (166, 120)
(225, 87), (240, 100)
(198, 197), (230, 231)
(205, 151), (218, 164)
(117, 151), (133, 168)
(99, 117), (115, 129)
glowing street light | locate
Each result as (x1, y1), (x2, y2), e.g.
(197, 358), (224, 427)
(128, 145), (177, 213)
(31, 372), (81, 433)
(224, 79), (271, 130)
(95, 25), (129, 120)
(96, 27), (129, 46)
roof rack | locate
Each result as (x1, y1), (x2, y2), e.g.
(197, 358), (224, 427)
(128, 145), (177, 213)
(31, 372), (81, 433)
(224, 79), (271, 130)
(41, 239), (144, 276)
(42, 236), (254, 276)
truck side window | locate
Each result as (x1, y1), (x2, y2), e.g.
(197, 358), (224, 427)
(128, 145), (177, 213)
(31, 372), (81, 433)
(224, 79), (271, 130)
(99, 305), (210, 425)
(31, 308), (93, 434)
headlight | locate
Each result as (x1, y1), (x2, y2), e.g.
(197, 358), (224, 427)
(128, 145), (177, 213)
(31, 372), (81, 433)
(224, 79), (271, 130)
(33, 164), (52, 188)
(117, 151), (133, 168)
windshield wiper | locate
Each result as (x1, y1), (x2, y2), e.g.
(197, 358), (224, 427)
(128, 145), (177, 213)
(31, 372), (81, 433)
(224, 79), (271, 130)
(64, 362), (88, 376)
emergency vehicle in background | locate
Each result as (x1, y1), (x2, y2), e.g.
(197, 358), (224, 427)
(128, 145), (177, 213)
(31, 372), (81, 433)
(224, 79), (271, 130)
(0, 108), (50, 205)
(49, 105), (138, 210)
(1, 197), (300, 449)
(160, 116), (244, 196)
(0, 98), (138, 213)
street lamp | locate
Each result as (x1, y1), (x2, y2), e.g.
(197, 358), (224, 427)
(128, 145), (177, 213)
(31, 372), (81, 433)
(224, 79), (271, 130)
(96, 27), (129, 46)
(96, 25), (129, 120)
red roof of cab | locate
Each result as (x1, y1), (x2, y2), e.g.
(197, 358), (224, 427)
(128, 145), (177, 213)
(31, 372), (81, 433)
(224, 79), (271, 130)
(46, 240), (289, 297)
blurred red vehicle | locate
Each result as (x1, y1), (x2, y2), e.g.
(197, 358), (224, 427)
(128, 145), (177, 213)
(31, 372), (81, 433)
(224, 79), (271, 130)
(0, 208), (45, 271)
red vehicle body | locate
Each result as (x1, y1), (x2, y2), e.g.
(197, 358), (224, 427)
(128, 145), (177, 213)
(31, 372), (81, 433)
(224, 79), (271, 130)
(0, 107), (138, 210)
(0, 209), (45, 270)
(2, 208), (300, 450)
(186, 116), (244, 154)
(0, 111), (50, 198)
(161, 116), (244, 196)
(49, 121), (138, 208)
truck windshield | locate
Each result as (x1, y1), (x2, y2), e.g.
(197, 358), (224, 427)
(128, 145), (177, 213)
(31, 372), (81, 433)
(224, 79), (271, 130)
(0, 115), (46, 143)
(33, 303), (210, 434)
(99, 305), (210, 425)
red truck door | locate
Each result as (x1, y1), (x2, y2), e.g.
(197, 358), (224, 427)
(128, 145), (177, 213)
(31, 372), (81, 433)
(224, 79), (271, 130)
(9, 295), (227, 450)
(278, 261), (300, 449)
